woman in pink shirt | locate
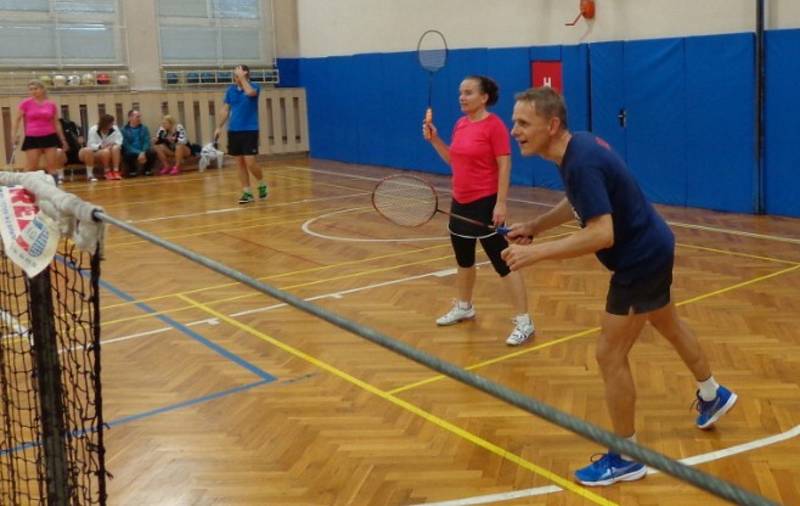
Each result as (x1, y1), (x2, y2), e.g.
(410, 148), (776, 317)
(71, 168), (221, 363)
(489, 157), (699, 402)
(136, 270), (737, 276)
(13, 80), (67, 174)
(423, 75), (534, 346)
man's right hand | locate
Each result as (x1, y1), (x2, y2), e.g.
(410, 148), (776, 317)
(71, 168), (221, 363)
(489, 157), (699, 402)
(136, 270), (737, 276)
(506, 222), (535, 245)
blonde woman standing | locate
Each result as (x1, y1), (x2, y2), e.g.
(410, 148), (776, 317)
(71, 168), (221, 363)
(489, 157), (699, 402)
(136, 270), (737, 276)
(13, 80), (68, 176)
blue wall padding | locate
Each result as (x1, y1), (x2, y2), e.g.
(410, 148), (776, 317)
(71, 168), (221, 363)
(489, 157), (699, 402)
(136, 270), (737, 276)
(685, 33), (755, 213)
(276, 58), (299, 87)
(529, 46), (562, 61)
(589, 41), (626, 158)
(623, 37), (688, 207)
(298, 32), (764, 215)
(765, 29), (800, 217)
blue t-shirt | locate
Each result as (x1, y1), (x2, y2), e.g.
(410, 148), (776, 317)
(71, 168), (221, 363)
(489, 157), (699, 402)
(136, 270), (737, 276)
(224, 82), (261, 132)
(559, 132), (675, 282)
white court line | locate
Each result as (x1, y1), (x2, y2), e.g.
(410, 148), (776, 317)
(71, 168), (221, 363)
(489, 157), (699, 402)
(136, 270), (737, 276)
(128, 192), (368, 224)
(292, 165), (800, 245)
(96, 248), (800, 502)
(1, 309), (30, 342)
(413, 425), (800, 505)
(302, 207), (449, 243)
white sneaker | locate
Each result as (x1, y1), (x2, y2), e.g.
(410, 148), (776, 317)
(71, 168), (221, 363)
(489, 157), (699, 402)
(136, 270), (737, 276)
(436, 301), (476, 326)
(506, 315), (534, 346)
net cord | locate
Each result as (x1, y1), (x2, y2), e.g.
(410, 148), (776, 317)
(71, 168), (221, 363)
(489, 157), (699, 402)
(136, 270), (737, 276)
(95, 209), (777, 506)
(0, 171), (105, 254)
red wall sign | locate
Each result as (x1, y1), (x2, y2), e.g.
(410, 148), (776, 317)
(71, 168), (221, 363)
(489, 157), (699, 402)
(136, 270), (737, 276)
(531, 61), (563, 92)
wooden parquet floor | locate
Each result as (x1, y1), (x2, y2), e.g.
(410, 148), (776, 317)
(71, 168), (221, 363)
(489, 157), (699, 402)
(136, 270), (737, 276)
(62, 158), (800, 505)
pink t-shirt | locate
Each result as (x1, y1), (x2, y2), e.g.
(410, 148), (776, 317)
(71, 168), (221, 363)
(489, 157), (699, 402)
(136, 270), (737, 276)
(448, 113), (511, 203)
(19, 98), (58, 137)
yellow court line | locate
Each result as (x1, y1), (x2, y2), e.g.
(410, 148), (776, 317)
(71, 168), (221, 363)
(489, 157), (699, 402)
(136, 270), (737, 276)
(177, 294), (617, 506)
(389, 263), (800, 395)
(100, 242), (452, 311)
(101, 253), (455, 327)
(675, 242), (800, 266)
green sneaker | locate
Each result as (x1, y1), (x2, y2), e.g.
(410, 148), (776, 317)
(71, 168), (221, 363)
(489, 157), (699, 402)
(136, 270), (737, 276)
(258, 183), (268, 200)
(238, 191), (254, 204)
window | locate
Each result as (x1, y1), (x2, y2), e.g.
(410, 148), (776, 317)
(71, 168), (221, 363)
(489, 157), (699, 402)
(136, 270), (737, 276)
(0, 0), (124, 67)
(157, 0), (275, 66)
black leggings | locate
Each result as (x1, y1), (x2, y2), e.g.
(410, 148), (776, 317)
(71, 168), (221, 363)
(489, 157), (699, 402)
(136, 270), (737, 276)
(449, 194), (511, 277)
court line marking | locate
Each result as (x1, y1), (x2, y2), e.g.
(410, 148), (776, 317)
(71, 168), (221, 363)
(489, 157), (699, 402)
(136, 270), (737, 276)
(290, 165), (800, 245)
(97, 277), (275, 381)
(302, 206), (449, 242)
(389, 263), (800, 394)
(178, 294), (617, 506)
(99, 242), (452, 311)
(413, 425), (800, 505)
(129, 192), (367, 224)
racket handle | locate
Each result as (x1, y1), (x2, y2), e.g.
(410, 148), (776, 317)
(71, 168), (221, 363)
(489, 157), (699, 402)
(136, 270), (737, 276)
(496, 225), (510, 235)
(425, 107), (433, 124)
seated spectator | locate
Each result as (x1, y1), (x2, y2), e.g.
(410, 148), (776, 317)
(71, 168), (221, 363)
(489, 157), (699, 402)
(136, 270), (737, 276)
(56, 117), (84, 184)
(121, 109), (156, 177)
(153, 115), (190, 176)
(79, 114), (123, 181)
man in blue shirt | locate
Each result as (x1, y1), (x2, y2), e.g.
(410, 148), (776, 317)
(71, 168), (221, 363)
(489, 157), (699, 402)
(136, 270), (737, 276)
(215, 65), (267, 204)
(504, 87), (737, 487)
(121, 110), (155, 177)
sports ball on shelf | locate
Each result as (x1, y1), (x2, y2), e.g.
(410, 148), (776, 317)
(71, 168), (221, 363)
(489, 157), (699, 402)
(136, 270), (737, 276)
(96, 73), (111, 85)
(186, 72), (200, 84)
(53, 75), (67, 87)
(81, 73), (96, 85)
(200, 72), (215, 83)
(67, 75), (81, 86)
(166, 72), (179, 85)
(117, 74), (129, 86)
(39, 75), (53, 86)
(217, 71), (233, 83)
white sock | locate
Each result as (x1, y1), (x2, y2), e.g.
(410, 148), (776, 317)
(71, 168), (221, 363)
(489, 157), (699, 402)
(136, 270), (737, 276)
(515, 313), (532, 325)
(457, 300), (471, 309)
(86, 167), (94, 179)
(620, 433), (638, 461)
(697, 376), (720, 401)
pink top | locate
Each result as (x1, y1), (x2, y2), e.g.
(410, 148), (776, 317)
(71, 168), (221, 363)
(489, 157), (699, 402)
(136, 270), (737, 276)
(19, 97), (58, 137)
(448, 113), (511, 203)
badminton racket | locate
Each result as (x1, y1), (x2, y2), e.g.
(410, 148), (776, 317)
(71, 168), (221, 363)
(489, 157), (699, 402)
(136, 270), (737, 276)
(372, 174), (510, 235)
(417, 29), (448, 128)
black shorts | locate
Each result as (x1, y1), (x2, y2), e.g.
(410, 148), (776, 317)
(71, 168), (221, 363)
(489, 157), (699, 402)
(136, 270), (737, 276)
(22, 133), (60, 151)
(606, 258), (673, 316)
(227, 130), (259, 156)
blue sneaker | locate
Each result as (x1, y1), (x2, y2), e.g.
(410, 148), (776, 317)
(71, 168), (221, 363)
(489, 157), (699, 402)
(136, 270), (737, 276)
(574, 452), (646, 486)
(695, 385), (738, 429)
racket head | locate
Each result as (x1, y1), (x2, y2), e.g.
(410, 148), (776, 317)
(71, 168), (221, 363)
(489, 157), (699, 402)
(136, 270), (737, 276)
(372, 174), (439, 228)
(417, 30), (448, 73)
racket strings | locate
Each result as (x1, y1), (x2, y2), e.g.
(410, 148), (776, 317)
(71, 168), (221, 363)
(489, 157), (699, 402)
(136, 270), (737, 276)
(417, 31), (447, 71)
(372, 177), (438, 227)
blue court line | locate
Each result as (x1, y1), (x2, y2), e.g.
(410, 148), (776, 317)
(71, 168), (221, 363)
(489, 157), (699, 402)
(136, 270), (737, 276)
(98, 276), (276, 381)
(56, 254), (275, 382)
(1, 379), (272, 456)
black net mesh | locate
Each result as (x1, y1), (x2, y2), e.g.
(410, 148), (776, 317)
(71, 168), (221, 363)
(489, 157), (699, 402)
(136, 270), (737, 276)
(0, 239), (106, 506)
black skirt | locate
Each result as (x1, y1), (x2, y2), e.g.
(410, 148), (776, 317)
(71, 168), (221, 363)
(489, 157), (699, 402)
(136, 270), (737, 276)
(22, 133), (60, 151)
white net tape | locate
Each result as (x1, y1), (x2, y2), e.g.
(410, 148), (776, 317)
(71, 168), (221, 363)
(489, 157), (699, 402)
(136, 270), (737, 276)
(0, 171), (104, 255)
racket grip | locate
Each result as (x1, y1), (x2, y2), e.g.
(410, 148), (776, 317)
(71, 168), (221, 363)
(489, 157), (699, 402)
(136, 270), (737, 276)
(496, 225), (510, 235)
(425, 107), (433, 124)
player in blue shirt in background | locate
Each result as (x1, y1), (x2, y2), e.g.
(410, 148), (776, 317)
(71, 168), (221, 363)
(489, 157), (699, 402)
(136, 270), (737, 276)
(215, 64), (267, 204)
(503, 87), (737, 487)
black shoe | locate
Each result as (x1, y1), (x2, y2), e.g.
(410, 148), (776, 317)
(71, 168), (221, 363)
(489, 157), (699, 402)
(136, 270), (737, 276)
(128, 171), (138, 178)
(143, 170), (152, 176)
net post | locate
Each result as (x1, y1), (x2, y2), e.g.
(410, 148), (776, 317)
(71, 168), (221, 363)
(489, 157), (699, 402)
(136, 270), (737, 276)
(28, 266), (70, 506)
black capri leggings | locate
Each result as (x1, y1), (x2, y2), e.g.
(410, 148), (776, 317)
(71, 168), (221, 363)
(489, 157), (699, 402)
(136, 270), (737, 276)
(449, 194), (511, 277)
